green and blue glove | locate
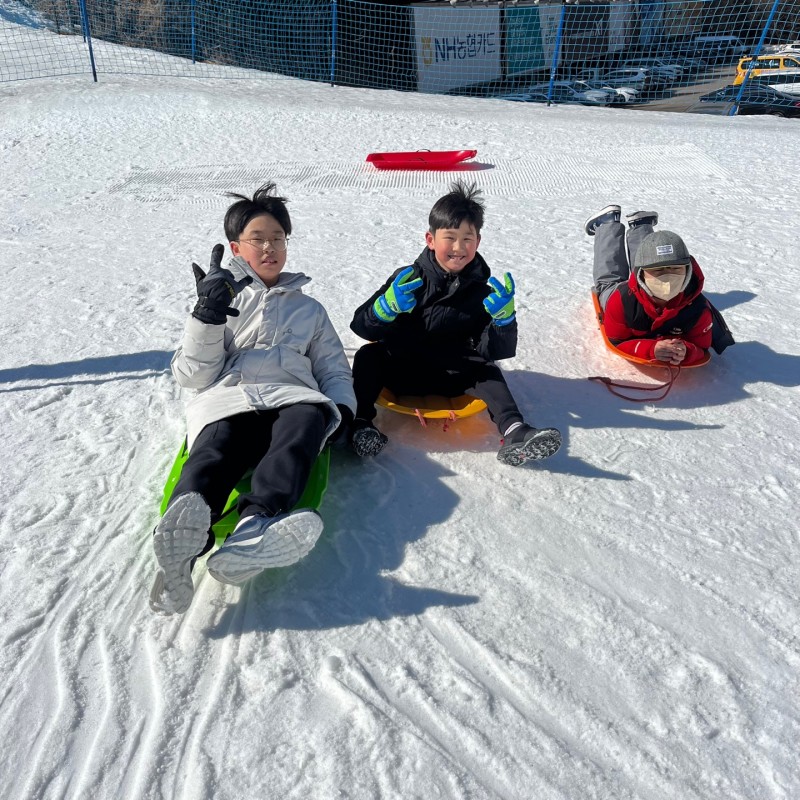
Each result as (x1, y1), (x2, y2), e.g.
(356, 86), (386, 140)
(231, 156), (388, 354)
(191, 244), (253, 325)
(483, 272), (516, 326)
(373, 266), (424, 323)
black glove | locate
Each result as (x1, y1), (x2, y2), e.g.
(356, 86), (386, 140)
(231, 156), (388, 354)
(191, 244), (253, 325)
(328, 404), (355, 446)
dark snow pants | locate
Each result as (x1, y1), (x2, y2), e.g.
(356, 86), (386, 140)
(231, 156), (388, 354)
(170, 404), (328, 552)
(593, 219), (655, 309)
(352, 342), (524, 435)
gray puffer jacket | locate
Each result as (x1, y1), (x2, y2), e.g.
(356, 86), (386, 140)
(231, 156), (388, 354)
(172, 256), (356, 450)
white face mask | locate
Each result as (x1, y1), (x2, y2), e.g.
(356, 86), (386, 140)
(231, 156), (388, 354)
(642, 270), (687, 301)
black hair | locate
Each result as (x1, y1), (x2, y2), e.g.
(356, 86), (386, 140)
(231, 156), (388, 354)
(428, 179), (485, 234)
(223, 182), (292, 241)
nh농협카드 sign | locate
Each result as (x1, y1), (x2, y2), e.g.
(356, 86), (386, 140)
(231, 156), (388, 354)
(413, 6), (501, 93)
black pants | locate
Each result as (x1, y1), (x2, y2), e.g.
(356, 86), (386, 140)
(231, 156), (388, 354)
(171, 403), (328, 530)
(352, 342), (523, 435)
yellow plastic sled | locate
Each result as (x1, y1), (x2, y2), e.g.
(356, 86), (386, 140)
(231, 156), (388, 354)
(377, 388), (487, 427)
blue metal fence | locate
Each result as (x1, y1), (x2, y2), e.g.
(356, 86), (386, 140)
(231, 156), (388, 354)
(2, 0), (799, 114)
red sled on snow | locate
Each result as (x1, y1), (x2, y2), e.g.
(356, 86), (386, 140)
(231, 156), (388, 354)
(366, 149), (478, 171)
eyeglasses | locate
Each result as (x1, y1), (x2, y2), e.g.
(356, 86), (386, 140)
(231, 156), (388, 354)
(238, 237), (289, 252)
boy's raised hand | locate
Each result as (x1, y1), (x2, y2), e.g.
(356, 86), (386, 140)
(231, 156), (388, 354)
(191, 244), (253, 325)
(373, 266), (424, 323)
(484, 272), (516, 326)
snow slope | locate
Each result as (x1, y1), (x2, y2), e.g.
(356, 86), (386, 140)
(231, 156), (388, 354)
(1, 14), (799, 800)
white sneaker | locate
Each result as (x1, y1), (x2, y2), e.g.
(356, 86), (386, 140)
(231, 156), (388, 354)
(207, 509), (324, 586)
(149, 492), (210, 615)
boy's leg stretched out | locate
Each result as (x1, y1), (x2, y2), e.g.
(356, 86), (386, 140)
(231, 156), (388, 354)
(456, 359), (524, 436)
(205, 404), (329, 586)
(240, 404), (328, 518)
(151, 405), (327, 612)
(592, 209), (656, 309)
(151, 413), (266, 615)
(593, 220), (629, 310)
(350, 342), (439, 456)
(351, 342), (397, 424)
(624, 219), (656, 270)
(456, 359), (562, 465)
(170, 404), (327, 521)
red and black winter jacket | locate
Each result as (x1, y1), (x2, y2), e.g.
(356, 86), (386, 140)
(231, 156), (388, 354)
(350, 247), (517, 369)
(604, 257), (713, 365)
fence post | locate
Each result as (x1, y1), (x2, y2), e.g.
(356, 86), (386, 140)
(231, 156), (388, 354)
(191, 0), (197, 64)
(77, 0), (98, 82)
(547, 3), (566, 106)
(330, 0), (338, 87)
(730, 0), (782, 116)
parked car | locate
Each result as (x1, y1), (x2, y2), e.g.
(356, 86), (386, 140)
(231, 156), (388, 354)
(573, 79), (639, 105)
(620, 57), (684, 81)
(753, 72), (800, 96)
(734, 53), (800, 84)
(776, 41), (800, 55)
(691, 35), (748, 64)
(666, 54), (709, 74)
(527, 81), (613, 106)
(599, 67), (667, 98)
(494, 92), (550, 104)
(690, 84), (800, 117)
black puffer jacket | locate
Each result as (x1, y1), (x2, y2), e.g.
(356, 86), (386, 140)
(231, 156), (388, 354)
(350, 248), (517, 368)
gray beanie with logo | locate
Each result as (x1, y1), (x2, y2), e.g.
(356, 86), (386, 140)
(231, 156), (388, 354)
(633, 230), (692, 270)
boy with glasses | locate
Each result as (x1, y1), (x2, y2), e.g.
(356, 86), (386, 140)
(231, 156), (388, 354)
(586, 205), (713, 366)
(150, 183), (355, 615)
(347, 180), (562, 466)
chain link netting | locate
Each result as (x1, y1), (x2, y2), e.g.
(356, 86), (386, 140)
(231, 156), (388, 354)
(2, 0), (799, 113)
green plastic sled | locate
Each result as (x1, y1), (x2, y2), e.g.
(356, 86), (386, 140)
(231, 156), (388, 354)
(159, 440), (330, 545)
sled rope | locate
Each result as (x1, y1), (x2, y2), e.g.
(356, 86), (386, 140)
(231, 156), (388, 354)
(588, 366), (681, 402)
(412, 408), (458, 430)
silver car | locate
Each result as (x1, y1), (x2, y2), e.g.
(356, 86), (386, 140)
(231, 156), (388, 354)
(573, 79), (638, 105)
(528, 81), (613, 106)
(620, 57), (683, 81)
(599, 67), (667, 97)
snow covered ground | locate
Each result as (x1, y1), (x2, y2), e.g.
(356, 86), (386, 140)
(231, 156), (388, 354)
(1, 12), (799, 800)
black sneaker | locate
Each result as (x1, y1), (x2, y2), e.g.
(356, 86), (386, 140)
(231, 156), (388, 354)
(350, 419), (388, 458)
(626, 210), (658, 229)
(584, 204), (621, 236)
(497, 425), (562, 466)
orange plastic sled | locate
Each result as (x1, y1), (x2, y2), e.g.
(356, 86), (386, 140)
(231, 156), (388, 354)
(366, 149), (478, 171)
(377, 388), (487, 426)
(591, 290), (710, 368)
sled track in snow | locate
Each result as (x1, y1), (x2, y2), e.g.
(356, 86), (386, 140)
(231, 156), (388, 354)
(109, 145), (734, 206)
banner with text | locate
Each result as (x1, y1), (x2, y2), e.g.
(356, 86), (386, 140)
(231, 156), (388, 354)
(413, 7), (501, 93)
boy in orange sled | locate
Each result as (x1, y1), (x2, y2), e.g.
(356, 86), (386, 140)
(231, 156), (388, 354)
(586, 205), (712, 366)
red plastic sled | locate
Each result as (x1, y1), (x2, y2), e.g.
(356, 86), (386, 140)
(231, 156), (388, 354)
(366, 149), (478, 171)
(591, 290), (710, 368)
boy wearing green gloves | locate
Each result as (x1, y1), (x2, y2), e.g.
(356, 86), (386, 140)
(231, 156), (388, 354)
(349, 180), (561, 466)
